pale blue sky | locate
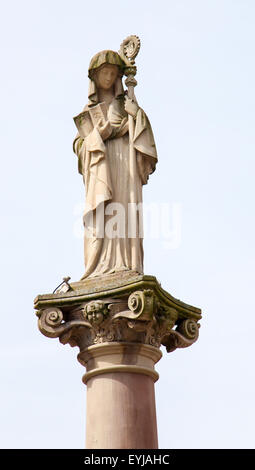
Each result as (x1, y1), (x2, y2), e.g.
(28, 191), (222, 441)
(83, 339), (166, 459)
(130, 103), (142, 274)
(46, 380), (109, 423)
(0, 0), (255, 448)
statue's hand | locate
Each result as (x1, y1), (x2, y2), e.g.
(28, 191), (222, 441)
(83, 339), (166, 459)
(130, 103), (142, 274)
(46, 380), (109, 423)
(124, 97), (139, 118)
(96, 119), (112, 141)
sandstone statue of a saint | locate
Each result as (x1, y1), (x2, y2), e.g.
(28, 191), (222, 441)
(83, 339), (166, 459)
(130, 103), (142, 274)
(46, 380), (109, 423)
(73, 46), (157, 279)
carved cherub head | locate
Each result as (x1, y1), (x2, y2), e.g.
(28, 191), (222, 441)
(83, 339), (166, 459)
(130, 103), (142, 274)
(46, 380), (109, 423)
(84, 300), (108, 326)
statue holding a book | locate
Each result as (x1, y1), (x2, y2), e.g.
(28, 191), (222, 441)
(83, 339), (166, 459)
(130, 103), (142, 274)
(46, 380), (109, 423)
(73, 44), (157, 279)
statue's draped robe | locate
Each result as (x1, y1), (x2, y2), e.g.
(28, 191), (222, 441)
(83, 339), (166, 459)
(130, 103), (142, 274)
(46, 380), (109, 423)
(73, 95), (157, 278)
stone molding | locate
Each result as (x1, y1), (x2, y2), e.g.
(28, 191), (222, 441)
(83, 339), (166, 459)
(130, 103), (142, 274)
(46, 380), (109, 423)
(79, 342), (162, 383)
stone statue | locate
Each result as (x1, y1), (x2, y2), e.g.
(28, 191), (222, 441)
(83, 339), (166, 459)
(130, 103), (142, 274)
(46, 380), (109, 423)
(73, 40), (157, 279)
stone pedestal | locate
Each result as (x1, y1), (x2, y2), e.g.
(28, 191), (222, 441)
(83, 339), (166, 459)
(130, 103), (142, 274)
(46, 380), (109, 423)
(34, 271), (201, 449)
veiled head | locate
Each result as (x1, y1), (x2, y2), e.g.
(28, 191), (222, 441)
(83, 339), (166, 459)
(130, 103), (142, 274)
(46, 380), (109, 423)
(88, 50), (125, 105)
(88, 50), (125, 78)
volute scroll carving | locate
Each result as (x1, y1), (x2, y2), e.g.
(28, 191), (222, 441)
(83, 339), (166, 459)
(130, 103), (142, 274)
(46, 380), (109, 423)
(162, 319), (200, 353)
(36, 307), (91, 339)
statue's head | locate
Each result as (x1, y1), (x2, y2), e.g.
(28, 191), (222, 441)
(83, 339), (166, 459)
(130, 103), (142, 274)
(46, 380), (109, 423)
(88, 50), (125, 80)
(88, 50), (125, 105)
(93, 64), (119, 91)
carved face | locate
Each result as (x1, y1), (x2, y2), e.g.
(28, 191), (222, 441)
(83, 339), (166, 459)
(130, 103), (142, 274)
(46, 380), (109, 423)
(85, 300), (106, 326)
(95, 64), (119, 90)
(87, 311), (104, 325)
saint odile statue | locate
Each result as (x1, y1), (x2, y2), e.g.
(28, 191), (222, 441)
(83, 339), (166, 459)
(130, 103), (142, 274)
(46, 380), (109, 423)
(73, 37), (157, 279)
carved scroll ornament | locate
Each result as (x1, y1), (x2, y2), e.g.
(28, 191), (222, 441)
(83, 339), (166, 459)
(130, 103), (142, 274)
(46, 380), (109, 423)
(36, 287), (200, 354)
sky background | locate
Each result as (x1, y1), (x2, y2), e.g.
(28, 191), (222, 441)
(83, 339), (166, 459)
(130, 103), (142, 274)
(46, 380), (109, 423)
(0, 0), (254, 449)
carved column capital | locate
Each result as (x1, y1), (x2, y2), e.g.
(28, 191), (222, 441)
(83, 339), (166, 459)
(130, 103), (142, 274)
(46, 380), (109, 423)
(35, 272), (201, 382)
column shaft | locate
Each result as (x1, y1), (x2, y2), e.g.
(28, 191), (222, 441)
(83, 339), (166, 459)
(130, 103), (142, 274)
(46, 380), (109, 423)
(78, 342), (162, 449)
(86, 372), (158, 449)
